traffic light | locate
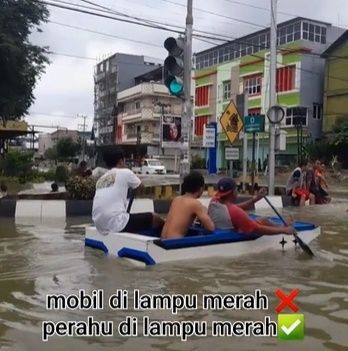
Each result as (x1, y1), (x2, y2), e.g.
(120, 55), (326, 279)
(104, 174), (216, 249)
(163, 37), (185, 97)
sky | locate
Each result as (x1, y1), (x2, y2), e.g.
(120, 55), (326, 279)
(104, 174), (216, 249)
(27, 0), (348, 134)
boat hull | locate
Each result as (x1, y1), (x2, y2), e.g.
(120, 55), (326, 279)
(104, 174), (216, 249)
(85, 221), (320, 266)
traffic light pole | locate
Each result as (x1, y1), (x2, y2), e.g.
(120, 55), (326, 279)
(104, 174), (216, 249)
(180, 0), (193, 180)
(268, 0), (277, 195)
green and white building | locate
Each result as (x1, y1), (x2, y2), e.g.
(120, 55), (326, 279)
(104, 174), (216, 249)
(193, 17), (345, 169)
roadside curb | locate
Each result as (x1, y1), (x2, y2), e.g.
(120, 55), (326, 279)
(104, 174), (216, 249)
(0, 196), (291, 219)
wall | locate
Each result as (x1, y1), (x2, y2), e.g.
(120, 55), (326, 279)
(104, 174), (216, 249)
(300, 54), (326, 139)
(115, 54), (160, 92)
(323, 41), (348, 132)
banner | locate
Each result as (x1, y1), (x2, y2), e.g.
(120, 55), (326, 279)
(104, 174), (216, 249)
(161, 116), (182, 148)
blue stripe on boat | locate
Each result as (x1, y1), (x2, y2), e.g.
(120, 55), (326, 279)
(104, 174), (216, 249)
(118, 247), (156, 265)
(85, 238), (108, 253)
(248, 214), (316, 231)
(154, 230), (261, 250)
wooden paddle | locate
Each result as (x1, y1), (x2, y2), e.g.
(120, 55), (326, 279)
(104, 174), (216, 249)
(127, 188), (135, 213)
(263, 196), (314, 257)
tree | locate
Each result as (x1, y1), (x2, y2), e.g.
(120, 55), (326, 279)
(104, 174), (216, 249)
(56, 138), (81, 161)
(0, 1), (49, 123)
(331, 119), (348, 145)
(44, 146), (58, 161)
(0, 149), (33, 180)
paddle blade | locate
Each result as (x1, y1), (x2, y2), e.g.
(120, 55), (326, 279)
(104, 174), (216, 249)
(294, 233), (314, 257)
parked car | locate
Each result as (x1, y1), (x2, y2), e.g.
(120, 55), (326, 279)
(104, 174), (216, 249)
(132, 158), (167, 175)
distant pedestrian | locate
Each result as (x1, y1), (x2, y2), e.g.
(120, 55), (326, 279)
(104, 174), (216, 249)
(51, 183), (59, 192)
(75, 161), (91, 177)
(286, 161), (315, 206)
(0, 183), (8, 198)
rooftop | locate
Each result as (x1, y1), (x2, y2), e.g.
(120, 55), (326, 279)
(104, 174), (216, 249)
(194, 16), (334, 70)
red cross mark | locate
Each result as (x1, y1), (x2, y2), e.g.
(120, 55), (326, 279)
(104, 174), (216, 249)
(275, 288), (299, 313)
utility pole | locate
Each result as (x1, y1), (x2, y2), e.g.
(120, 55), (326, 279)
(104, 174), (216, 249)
(268, 0), (277, 195)
(78, 114), (88, 161)
(242, 89), (249, 192)
(181, 0), (193, 179)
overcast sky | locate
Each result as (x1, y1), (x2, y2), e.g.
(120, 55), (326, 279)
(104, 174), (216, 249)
(27, 0), (348, 133)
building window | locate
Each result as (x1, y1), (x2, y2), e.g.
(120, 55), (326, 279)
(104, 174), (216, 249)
(195, 86), (210, 107)
(223, 81), (231, 101)
(213, 50), (218, 65)
(302, 21), (326, 44)
(135, 101), (141, 110)
(195, 115), (209, 136)
(244, 75), (262, 96)
(313, 103), (322, 120)
(276, 66), (295, 92)
(285, 107), (307, 127)
(248, 108), (261, 116)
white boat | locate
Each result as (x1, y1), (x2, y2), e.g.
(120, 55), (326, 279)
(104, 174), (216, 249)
(85, 215), (320, 266)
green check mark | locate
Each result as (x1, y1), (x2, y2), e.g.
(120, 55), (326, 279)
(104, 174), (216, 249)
(278, 314), (304, 341)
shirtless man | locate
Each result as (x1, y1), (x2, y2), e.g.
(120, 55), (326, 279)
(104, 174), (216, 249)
(161, 172), (215, 239)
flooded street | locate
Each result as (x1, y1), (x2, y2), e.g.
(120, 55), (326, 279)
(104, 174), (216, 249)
(0, 202), (347, 351)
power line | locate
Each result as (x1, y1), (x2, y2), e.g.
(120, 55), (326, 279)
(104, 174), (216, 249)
(35, 0), (184, 34)
(77, 0), (240, 41)
(79, 0), (183, 32)
(224, 0), (348, 29)
(49, 21), (163, 48)
(29, 112), (85, 119)
(42, 0), (238, 43)
(48, 51), (164, 65)
(157, 0), (267, 29)
(48, 51), (97, 61)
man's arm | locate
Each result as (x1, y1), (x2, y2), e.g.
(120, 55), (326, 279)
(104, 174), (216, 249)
(318, 174), (329, 189)
(237, 188), (267, 210)
(127, 169), (142, 189)
(229, 205), (294, 236)
(195, 202), (215, 232)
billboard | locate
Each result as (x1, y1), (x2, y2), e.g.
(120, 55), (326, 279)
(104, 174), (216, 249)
(161, 116), (182, 148)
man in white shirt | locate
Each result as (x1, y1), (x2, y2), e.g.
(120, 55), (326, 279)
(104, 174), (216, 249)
(92, 149), (164, 235)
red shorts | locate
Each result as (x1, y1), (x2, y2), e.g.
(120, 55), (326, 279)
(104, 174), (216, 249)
(295, 188), (310, 200)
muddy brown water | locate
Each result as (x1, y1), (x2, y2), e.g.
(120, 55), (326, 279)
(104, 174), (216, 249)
(0, 201), (347, 351)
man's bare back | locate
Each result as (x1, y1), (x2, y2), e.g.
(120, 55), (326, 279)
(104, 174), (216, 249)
(161, 195), (214, 239)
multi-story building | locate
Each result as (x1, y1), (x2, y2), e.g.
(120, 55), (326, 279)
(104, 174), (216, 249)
(322, 30), (348, 133)
(193, 17), (345, 169)
(38, 129), (79, 156)
(116, 67), (183, 171)
(94, 53), (160, 146)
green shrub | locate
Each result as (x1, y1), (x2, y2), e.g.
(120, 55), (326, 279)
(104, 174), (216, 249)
(65, 176), (96, 200)
(43, 169), (56, 181)
(55, 165), (68, 183)
(0, 150), (33, 181)
(191, 155), (206, 169)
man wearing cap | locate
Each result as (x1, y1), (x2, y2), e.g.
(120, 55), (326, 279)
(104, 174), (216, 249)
(208, 178), (294, 235)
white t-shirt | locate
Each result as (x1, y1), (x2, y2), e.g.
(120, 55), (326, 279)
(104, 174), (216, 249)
(92, 168), (141, 234)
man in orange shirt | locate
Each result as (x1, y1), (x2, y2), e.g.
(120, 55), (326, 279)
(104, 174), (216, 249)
(208, 178), (294, 235)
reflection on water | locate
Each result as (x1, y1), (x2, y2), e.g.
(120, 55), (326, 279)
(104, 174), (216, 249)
(0, 203), (347, 351)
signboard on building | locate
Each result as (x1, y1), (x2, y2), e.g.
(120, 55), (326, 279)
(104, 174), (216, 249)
(225, 147), (239, 160)
(219, 101), (243, 144)
(161, 116), (182, 148)
(244, 115), (265, 133)
(203, 124), (215, 148)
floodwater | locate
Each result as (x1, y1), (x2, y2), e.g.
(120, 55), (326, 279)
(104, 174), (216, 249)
(0, 201), (347, 351)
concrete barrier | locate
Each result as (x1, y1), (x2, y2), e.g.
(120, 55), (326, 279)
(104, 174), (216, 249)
(0, 195), (292, 219)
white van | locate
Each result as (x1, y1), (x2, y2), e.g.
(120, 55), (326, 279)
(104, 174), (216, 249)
(133, 159), (167, 175)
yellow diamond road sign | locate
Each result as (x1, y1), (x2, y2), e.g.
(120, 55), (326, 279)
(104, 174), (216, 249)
(219, 100), (243, 144)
